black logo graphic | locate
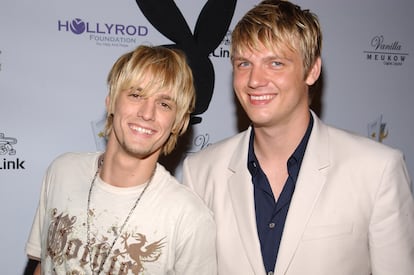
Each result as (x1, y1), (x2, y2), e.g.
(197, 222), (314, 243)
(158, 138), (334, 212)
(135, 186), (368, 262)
(0, 133), (17, 155)
(364, 35), (408, 66)
(0, 133), (25, 170)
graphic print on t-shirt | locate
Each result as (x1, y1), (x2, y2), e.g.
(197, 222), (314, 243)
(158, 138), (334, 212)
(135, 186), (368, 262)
(46, 208), (166, 274)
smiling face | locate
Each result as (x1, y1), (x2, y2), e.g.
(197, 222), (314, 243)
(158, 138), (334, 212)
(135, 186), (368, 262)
(232, 42), (320, 129)
(104, 46), (195, 156)
(231, 0), (322, 130)
(106, 83), (177, 160)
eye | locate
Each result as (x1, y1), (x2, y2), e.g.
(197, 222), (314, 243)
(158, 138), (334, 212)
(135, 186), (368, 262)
(160, 102), (171, 109)
(158, 100), (176, 111)
(270, 60), (283, 67)
(237, 61), (250, 67)
(128, 88), (143, 100)
(129, 93), (140, 98)
(233, 58), (250, 69)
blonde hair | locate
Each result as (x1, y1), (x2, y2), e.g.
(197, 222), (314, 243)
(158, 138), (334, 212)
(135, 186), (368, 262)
(231, 0), (322, 77)
(105, 45), (195, 155)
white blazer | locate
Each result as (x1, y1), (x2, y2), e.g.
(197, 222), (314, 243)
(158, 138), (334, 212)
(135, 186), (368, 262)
(182, 111), (414, 275)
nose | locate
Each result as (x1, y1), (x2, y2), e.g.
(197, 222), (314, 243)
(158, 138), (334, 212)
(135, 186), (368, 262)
(248, 66), (267, 89)
(137, 99), (155, 121)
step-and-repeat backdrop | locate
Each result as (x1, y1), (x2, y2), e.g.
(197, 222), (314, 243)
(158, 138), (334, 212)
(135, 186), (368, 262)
(1, 0), (413, 273)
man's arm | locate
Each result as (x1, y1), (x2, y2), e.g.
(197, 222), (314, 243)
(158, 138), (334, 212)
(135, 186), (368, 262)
(23, 258), (40, 275)
(369, 151), (414, 274)
(33, 262), (41, 275)
(173, 200), (217, 274)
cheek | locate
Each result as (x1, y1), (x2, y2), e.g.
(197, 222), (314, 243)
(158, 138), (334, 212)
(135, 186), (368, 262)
(233, 72), (245, 87)
(166, 115), (176, 130)
(233, 90), (244, 104)
(114, 101), (134, 117)
(112, 106), (131, 127)
(276, 72), (300, 89)
(165, 113), (178, 131)
(233, 76), (245, 96)
(112, 114), (123, 131)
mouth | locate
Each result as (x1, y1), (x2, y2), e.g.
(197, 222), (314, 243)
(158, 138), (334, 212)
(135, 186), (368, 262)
(249, 94), (276, 104)
(250, 94), (275, 101)
(129, 125), (154, 135)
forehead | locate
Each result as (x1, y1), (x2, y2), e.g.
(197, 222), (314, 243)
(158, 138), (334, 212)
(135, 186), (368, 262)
(128, 73), (177, 99)
(233, 41), (299, 61)
(233, 31), (300, 55)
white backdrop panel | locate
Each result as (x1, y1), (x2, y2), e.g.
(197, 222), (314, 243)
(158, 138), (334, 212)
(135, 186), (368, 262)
(0, 0), (413, 273)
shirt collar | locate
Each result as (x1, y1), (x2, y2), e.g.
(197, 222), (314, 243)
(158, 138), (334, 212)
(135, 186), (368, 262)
(247, 114), (314, 177)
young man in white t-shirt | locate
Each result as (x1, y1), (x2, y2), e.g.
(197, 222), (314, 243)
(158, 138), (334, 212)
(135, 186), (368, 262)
(26, 45), (216, 275)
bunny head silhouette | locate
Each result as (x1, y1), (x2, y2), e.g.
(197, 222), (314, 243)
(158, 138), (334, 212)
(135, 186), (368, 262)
(136, 0), (237, 124)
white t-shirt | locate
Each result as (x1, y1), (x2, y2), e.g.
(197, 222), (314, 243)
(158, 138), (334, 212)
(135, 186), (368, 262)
(26, 152), (216, 275)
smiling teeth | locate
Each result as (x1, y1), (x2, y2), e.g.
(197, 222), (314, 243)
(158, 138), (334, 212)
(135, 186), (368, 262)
(251, 95), (273, 100)
(131, 126), (153, 135)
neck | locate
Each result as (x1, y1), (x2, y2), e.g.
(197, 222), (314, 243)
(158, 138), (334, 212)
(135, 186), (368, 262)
(99, 153), (157, 188)
(253, 111), (310, 161)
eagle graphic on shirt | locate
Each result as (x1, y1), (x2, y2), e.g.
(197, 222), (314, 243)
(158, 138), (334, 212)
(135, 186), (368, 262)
(46, 208), (166, 274)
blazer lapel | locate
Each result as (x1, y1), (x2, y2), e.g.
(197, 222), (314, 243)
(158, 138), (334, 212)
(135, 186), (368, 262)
(227, 128), (267, 274)
(275, 113), (331, 274)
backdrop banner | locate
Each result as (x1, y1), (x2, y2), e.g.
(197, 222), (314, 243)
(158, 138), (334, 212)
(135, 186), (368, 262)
(1, 0), (413, 273)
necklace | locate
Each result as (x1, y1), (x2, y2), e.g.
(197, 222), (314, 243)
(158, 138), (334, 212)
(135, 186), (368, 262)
(86, 156), (154, 274)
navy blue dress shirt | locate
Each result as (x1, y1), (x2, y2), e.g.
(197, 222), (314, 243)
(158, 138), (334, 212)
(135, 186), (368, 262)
(247, 115), (313, 273)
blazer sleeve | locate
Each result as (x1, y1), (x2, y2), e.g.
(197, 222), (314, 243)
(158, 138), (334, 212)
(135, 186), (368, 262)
(182, 156), (208, 201)
(182, 157), (195, 191)
(369, 150), (414, 275)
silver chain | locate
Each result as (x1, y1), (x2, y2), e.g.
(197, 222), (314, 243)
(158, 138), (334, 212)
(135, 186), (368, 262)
(86, 156), (153, 274)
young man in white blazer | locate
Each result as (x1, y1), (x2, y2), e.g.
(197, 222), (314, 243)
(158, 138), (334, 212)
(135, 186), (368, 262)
(182, 0), (414, 274)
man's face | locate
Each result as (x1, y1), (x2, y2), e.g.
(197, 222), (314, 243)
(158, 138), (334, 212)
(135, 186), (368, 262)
(232, 42), (319, 128)
(107, 81), (177, 160)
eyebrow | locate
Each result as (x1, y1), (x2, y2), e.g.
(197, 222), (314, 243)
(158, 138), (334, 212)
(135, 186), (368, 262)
(130, 87), (175, 100)
(157, 93), (177, 105)
(160, 94), (173, 101)
(234, 53), (291, 63)
(231, 55), (247, 61)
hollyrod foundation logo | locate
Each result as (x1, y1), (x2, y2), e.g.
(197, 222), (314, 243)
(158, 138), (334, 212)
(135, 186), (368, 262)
(58, 18), (149, 47)
(363, 35), (408, 66)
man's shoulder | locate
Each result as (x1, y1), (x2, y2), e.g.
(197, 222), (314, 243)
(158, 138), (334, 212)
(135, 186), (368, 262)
(326, 124), (401, 156)
(156, 164), (208, 202)
(187, 129), (250, 160)
(310, 115), (404, 166)
(155, 165), (214, 216)
(53, 151), (100, 162)
(48, 151), (100, 173)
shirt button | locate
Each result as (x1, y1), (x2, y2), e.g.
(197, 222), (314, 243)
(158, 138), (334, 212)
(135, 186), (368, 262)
(269, 222), (275, 229)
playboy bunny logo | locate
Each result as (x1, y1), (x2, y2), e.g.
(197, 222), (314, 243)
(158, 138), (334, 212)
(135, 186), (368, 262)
(136, 0), (237, 124)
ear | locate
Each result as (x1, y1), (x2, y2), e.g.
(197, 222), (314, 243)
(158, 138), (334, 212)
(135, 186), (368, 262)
(105, 96), (110, 113)
(305, 57), (322, 86)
